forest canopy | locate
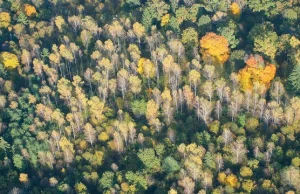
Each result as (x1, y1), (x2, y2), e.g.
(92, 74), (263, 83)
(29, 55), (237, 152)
(0, 0), (300, 193)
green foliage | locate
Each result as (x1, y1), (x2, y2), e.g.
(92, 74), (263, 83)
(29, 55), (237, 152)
(181, 27), (198, 47)
(17, 12), (29, 25)
(237, 114), (246, 127)
(137, 148), (161, 171)
(0, 0), (300, 193)
(99, 171), (115, 189)
(13, 154), (24, 170)
(248, 22), (279, 59)
(0, 137), (10, 154)
(217, 21), (239, 49)
(125, 0), (141, 7)
(142, 7), (155, 32)
(168, 16), (180, 33)
(247, 0), (276, 16)
(204, 152), (216, 169)
(125, 171), (148, 190)
(288, 65), (300, 93)
(131, 99), (147, 117)
(162, 156), (180, 173)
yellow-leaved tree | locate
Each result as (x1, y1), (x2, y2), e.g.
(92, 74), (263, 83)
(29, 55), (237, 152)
(0, 52), (20, 69)
(200, 32), (230, 65)
(0, 12), (11, 28)
(230, 2), (241, 16)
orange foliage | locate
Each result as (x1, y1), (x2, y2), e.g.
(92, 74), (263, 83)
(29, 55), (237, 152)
(24, 4), (37, 17)
(200, 32), (230, 65)
(238, 55), (276, 92)
(230, 2), (241, 15)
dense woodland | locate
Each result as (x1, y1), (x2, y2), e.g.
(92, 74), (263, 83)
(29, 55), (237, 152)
(1, 0), (300, 193)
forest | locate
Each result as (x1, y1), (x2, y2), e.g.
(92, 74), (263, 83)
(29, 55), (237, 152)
(0, 0), (300, 193)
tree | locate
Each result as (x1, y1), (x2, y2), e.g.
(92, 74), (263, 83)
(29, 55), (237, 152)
(55, 16), (65, 32)
(200, 32), (230, 64)
(162, 156), (180, 173)
(230, 2), (241, 16)
(129, 75), (142, 97)
(126, 0), (141, 7)
(194, 96), (213, 125)
(0, 137), (10, 155)
(75, 182), (87, 194)
(288, 65), (300, 93)
(0, 52), (20, 69)
(137, 148), (161, 172)
(230, 140), (247, 164)
(99, 171), (115, 189)
(249, 22), (279, 59)
(24, 4), (37, 17)
(188, 70), (201, 95)
(238, 55), (276, 92)
(80, 30), (92, 52)
(0, 12), (11, 28)
(117, 69), (129, 99)
(133, 22), (145, 45)
(142, 7), (155, 31)
(84, 123), (96, 146)
(178, 176), (195, 194)
(181, 28), (198, 47)
(247, 0), (276, 17)
(280, 167), (300, 192)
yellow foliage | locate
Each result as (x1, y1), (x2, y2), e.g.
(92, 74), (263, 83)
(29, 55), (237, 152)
(262, 180), (271, 189)
(230, 2), (241, 15)
(98, 132), (109, 142)
(240, 167), (253, 177)
(161, 14), (170, 26)
(168, 189), (178, 194)
(137, 58), (146, 75)
(217, 172), (227, 184)
(19, 173), (28, 183)
(121, 182), (130, 192)
(0, 52), (20, 69)
(200, 32), (230, 64)
(242, 179), (254, 193)
(290, 36), (300, 48)
(24, 4), (37, 17)
(286, 191), (295, 194)
(226, 174), (239, 188)
(238, 55), (276, 92)
(79, 140), (88, 150)
(0, 12), (11, 28)
(59, 136), (75, 153)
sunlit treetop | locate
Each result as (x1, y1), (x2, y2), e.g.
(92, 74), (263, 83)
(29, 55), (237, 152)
(0, 12), (11, 28)
(200, 32), (230, 65)
(238, 54), (276, 92)
(24, 4), (37, 17)
(0, 52), (20, 69)
(230, 2), (241, 15)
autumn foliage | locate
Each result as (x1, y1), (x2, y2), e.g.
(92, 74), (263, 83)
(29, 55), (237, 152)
(0, 52), (20, 69)
(24, 4), (37, 17)
(200, 32), (230, 65)
(0, 12), (11, 28)
(230, 2), (241, 16)
(238, 54), (276, 91)
(161, 14), (170, 26)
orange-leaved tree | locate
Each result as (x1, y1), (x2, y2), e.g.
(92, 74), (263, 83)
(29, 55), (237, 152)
(200, 32), (230, 65)
(230, 2), (241, 16)
(24, 4), (37, 17)
(238, 54), (276, 92)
